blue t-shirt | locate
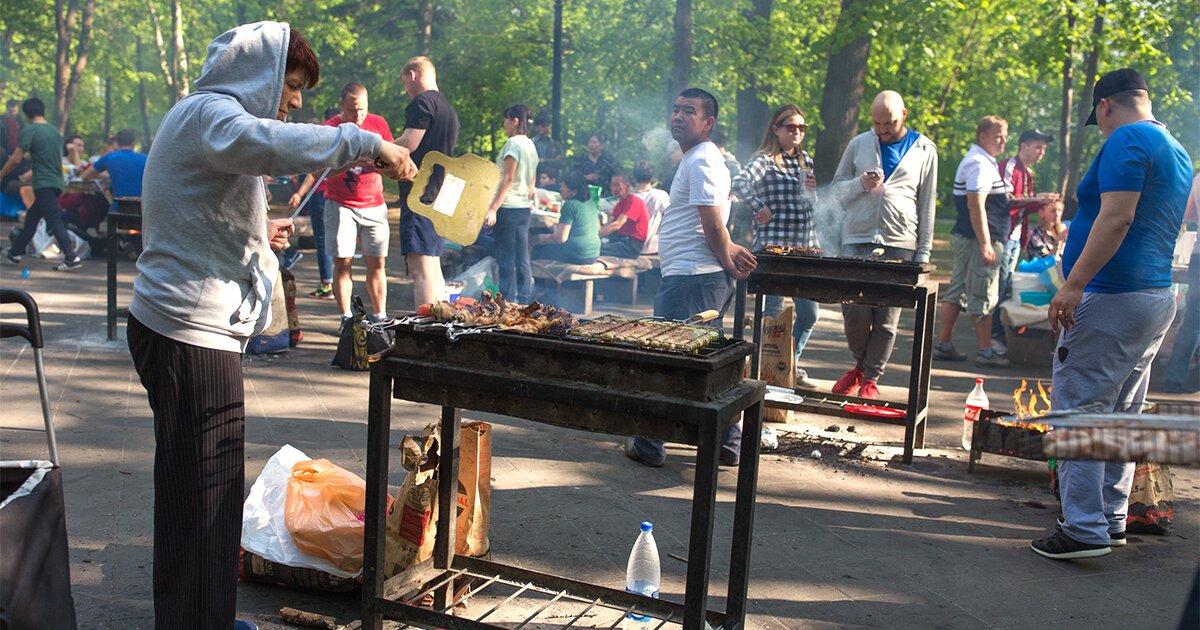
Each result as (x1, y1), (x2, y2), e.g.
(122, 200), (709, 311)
(1063, 120), (1192, 293)
(879, 130), (920, 180)
(93, 149), (148, 208)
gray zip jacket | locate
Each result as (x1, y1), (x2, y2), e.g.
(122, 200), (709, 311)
(829, 130), (939, 263)
(130, 21), (383, 352)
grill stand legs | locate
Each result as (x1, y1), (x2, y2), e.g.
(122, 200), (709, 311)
(361, 365), (763, 630)
(735, 279), (938, 465)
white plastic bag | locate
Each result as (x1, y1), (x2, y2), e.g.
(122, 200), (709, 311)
(24, 222), (89, 260)
(240, 444), (358, 578)
(450, 256), (498, 300)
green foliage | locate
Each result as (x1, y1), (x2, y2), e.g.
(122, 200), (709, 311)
(5, 0), (1195, 206)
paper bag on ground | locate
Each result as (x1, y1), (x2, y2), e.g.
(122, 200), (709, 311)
(760, 305), (795, 423)
(384, 430), (440, 577)
(456, 422), (492, 557)
(383, 422), (493, 578)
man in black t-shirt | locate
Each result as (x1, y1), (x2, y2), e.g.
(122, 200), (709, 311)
(396, 55), (460, 308)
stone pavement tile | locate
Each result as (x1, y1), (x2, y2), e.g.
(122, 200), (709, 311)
(757, 599), (888, 629)
(797, 558), (930, 601)
(755, 524), (876, 565)
(850, 590), (987, 630)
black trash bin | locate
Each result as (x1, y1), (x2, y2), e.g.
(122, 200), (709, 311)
(0, 289), (77, 630)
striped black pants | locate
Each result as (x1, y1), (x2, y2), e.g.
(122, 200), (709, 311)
(128, 315), (244, 630)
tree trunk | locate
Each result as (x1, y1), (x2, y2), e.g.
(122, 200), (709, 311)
(1056, 0), (1075, 197)
(148, 0), (176, 103)
(53, 0), (96, 131)
(104, 77), (112, 138)
(551, 0), (563, 142)
(418, 0), (433, 56)
(138, 38), (153, 147)
(813, 0), (872, 184)
(171, 0), (189, 99)
(1064, 0), (1106, 216)
(735, 0), (774, 159)
(668, 0), (692, 110)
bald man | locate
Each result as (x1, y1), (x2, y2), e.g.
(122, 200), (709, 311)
(396, 56), (460, 308)
(828, 90), (938, 399)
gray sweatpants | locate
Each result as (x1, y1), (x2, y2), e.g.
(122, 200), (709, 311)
(840, 244), (915, 381)
(1053, 288), (1176, 545)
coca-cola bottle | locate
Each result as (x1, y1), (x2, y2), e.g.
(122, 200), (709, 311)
(962, 378), (989, 450)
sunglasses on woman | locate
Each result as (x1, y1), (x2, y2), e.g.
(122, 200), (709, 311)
(777, 123), (808, 133)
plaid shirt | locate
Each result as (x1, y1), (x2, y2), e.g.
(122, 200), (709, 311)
(733, 150), (818, 249)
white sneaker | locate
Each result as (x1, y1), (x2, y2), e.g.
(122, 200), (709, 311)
(795, 367), (820, 391)
(991, 338), (1008, 356)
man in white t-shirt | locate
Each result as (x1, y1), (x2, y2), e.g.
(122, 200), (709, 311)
(631, 159), (669, 254)
(936, 115), (1012, 368)
(625, 88), (757, 468)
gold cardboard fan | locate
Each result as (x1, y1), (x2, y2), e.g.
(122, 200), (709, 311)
(405, 151), (501, 246)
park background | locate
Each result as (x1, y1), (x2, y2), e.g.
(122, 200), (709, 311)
(3, 0), (1198, 214)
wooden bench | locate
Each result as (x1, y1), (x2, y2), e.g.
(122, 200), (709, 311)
(530, 255), (657, 314)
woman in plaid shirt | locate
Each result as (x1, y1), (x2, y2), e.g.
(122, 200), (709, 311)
(733, 104), (822, 389)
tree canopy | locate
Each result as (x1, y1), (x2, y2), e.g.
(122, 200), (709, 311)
(3, 0), (1196, 211)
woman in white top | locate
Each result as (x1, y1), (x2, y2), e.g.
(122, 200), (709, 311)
(484, 104), (539, 303)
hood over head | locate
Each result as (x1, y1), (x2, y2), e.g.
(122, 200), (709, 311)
(193, 21), (290, 120)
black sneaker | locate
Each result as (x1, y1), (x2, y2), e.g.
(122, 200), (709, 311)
(2, 247), (20, 264)
(56, 257), (83, 272)
(1031, 530), (1111, 559)
(1056, 517), (1126, 546)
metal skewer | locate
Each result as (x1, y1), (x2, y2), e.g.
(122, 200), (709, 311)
(289, 167), (332, 220)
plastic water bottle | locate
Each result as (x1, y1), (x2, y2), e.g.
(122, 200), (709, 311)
(962, 378), (989, 450)
(625, 521), (661, 628)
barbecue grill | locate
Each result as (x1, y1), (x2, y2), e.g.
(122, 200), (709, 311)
(362, 322), (766, 629)
(733, 251), (938, 463)
(968, 410), (1048, 472)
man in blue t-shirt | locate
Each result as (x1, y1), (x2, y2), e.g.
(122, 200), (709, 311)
(1031, 69), (1193, 562)
(82, 128), (148, 208)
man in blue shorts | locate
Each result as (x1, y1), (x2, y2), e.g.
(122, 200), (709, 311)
(1031, 68), (1193, 560)
(396, 56), (459, 308)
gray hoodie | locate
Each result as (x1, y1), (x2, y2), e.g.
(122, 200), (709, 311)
(130, 22), (383, 352)
(829, 130), (939, 263)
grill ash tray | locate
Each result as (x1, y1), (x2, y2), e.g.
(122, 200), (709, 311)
(388, 325), (754, 403)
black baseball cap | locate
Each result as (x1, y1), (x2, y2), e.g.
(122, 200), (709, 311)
(1085, 68), (1149, 126)
(534, 112), (552, 126)
(1018, 129), (1054, 144)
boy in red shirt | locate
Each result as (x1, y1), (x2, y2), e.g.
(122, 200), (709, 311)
(320, 83), (395, 324)
(599, 172), (649, 258)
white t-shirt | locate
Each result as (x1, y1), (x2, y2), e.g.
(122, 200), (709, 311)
(658, 141), (731, 276)
(633, 187), (670, 254)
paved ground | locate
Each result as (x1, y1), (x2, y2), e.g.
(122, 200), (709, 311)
(1, 222), (1197, 629)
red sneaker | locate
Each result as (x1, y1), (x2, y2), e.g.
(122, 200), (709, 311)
(858, 380), (880, 399)
(832, 368), (864, 395)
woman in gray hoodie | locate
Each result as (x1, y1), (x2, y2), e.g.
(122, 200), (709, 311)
(126, 22), (414, 629)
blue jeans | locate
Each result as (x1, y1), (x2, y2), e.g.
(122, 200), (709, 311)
(1164, 252), (1200, 391)
(762, 295), (820, 358)
(491, 206), (534, 302)
(991, 237), (1022, 343)
(306, 191), (333, 284)
(632, 271), (741, 466)
(1053, 288), (1176, 544)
